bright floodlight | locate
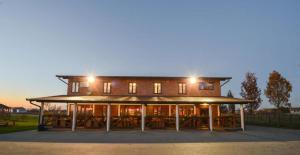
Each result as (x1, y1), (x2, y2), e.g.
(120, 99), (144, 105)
(88, 75), (95, 83)
(189, 77), (197, 84)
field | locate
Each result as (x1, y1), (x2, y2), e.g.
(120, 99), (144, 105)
(0, 114), (38, 134)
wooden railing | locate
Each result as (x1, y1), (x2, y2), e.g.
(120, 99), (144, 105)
(145, 116), (176, 129)
(111, 116), (141, 129)
(42, 114), (241, 130)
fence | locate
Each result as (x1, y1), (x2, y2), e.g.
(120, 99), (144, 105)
(245, 112), (300, 129)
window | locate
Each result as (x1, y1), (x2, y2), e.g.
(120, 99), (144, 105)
(178, 83), (187, 94)
(103, 82), (112, 94)
(199, 81), (214, 90)
(154, 83), (161, 94)
(72, 82), (80, 93)
(129, 82), (137, 94)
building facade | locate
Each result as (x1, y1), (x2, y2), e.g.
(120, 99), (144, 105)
(27, 75), (252, 132)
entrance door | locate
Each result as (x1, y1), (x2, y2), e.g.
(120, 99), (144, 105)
(199, 108), (209, 129)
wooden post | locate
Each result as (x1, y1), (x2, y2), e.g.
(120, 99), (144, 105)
(169, 105), (172, 116)
(209, 104), (213, 132)
(176, 104), (179, 131)
(193, 105), (197, 116)
(72, 103), (77, 131)
(40, 102), (44, 125)
(240, 104), (245, 131)
(93, 104), (95, 115)
(66, 103), (70, 116)
(118, 104), (121, 116)
(106, 104), (111, 132)
(141, 104), (145, 132)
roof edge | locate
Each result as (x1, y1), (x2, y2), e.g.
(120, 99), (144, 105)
(56, 75), (232, 81)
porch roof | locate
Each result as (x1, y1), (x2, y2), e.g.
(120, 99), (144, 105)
(26, 95), (253, 104)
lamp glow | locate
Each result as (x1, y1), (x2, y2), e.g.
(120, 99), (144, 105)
(189, 77), (197, 84)
(87, 76), (95, 83)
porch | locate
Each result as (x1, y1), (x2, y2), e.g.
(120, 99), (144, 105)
(40, 104), (243, 131)
(26, 95), (251, 132)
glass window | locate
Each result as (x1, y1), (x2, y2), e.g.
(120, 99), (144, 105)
(103, 82), (112, 94)
(178, 83), (187, 94)
(199, 81), (214, 90)
(72, 82), (80, 93)
(154, 83), (161, 94)
(129, 82), (137, 94)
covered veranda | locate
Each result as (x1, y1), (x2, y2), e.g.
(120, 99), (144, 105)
(27, 95), (252, 132)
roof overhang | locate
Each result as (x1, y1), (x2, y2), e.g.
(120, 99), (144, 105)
(56, 75), (232, 81)
(26, 95), (254, 104)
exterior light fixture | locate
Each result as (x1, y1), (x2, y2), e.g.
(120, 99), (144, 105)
(87, 75), (96, 83)
(189, 77), (197, 84)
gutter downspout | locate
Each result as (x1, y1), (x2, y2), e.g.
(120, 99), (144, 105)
(221, 79), (231, 87)
(29, 101), (41, 126)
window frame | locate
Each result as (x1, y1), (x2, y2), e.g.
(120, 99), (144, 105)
(128, 82), (137, 94)
(103, 82), (112, 94)
(153, 82), (162, 94)
(199, 81), (215, 90)
(71, 82), (80, 93)
(178, 82), (187, 94)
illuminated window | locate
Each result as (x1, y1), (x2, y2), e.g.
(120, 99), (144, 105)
(103, 82), (112, 94)
(178, 83), (187, 94)
(199, 82), (214, 90)
(154, 83), (161, 94)
(72, 82), (80, 93)
(129, 82), (137, 94)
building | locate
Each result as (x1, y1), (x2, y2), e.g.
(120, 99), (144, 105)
(0, 103), (11, 114)
(12, 107), (27, 113)
(27, 75), (253, 132)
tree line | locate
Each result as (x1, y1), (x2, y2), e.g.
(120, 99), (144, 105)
(223, 71), (293, 113)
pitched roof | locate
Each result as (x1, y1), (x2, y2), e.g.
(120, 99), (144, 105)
(0, 103), (10, 109)
(27, 95), (253, 104)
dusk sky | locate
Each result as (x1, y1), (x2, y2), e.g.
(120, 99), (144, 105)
(0, 0), (299, 108)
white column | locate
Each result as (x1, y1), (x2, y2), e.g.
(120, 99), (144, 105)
(141, 104), (145, 132)
(106, 103), (111, 132)
(40, 102), (44, 125)
(209, 104), (213, 132)
(240, 104), (245, 131)
(72, 103), (77, 131)
(93, 104), (95, 115)
(66, 103), (70, 116)
(118, 104), (121, 116)
(169, 105), (172, 117)
(176, 104), (179, 131)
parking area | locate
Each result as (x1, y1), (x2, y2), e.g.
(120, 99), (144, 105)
(0, 125), (300, 155)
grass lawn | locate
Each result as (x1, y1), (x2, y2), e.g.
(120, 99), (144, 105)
(0, 114), (38, 134)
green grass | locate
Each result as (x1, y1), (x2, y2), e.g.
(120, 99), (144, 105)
(0, 114), (38, 134)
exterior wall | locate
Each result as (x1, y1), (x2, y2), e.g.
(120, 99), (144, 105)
(67, 77), (221, 97)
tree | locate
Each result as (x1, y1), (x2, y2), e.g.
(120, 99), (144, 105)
(227, 90), (235, 113)
(240, 72), (262, 114)
(265, 71), (292, 110)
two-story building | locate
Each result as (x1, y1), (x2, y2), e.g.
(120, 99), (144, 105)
(27, 75), (253, 132)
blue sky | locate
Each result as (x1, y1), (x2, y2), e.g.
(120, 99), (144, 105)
(0, 0), (299, 108)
